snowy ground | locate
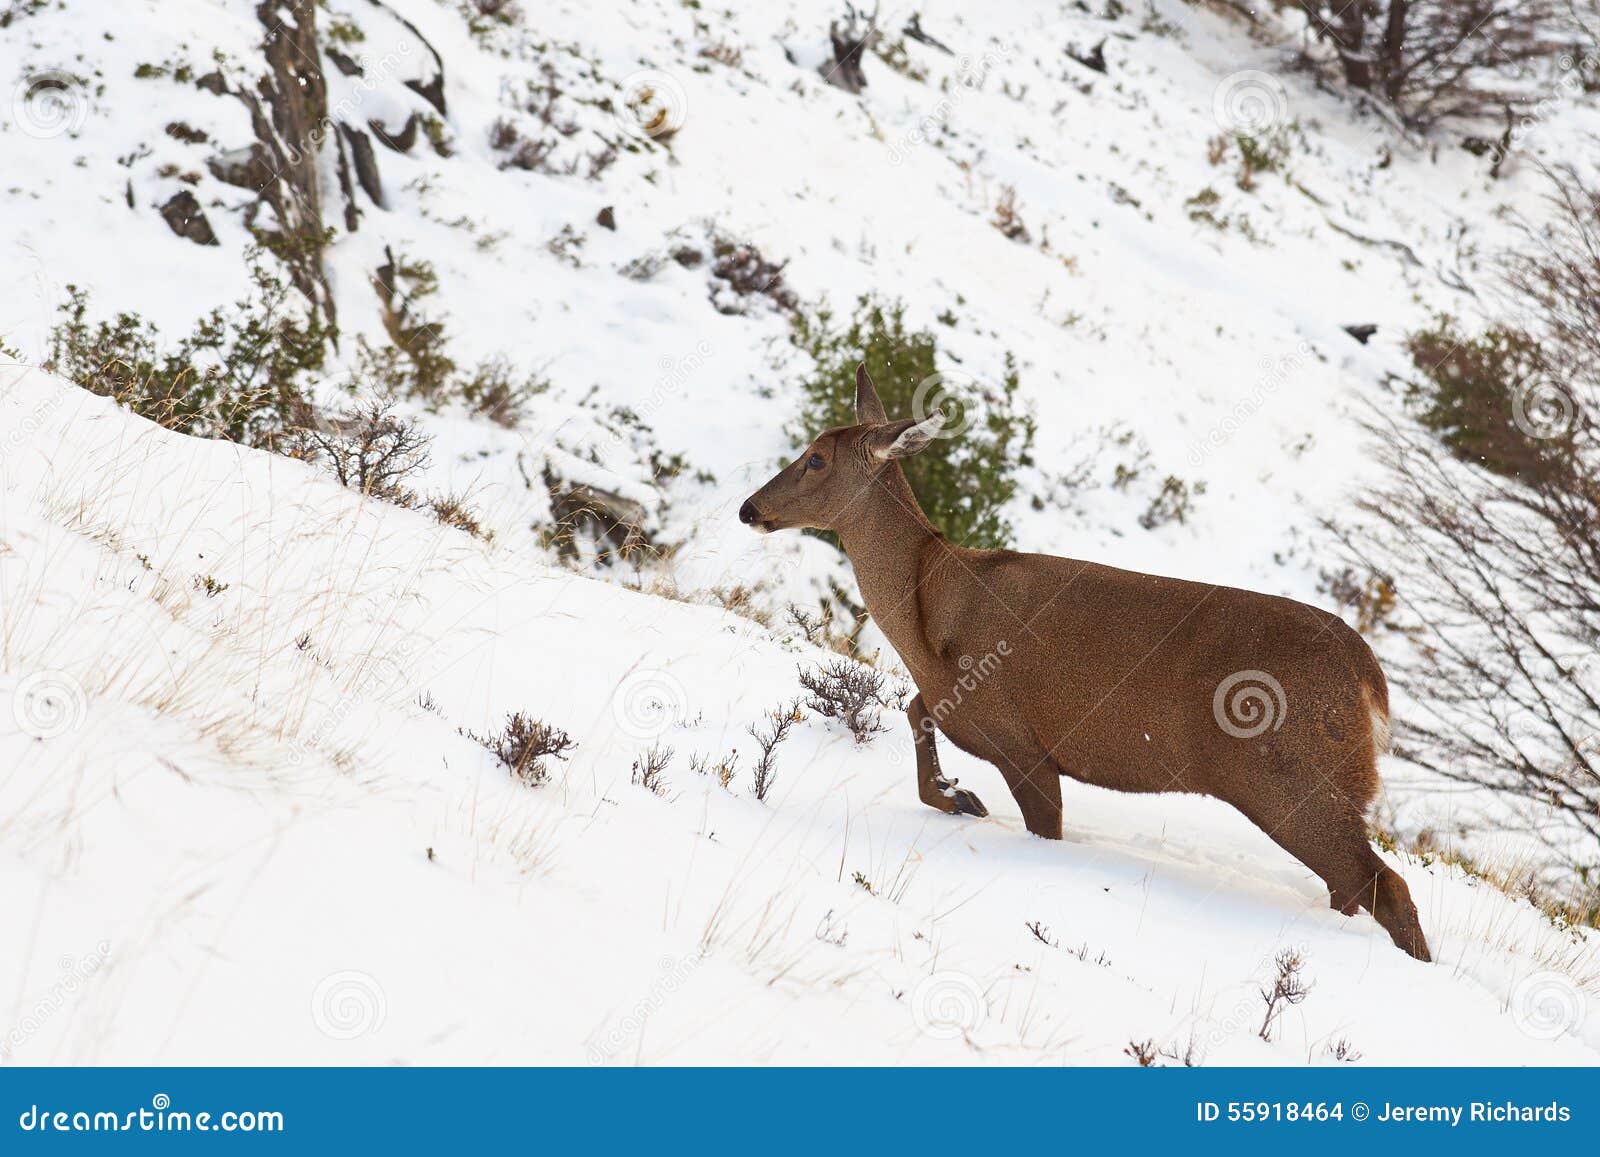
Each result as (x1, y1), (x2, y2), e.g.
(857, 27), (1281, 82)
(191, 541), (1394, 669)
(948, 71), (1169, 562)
(1, 0), (1597, 1063)
(1, 368), (1595, 1065)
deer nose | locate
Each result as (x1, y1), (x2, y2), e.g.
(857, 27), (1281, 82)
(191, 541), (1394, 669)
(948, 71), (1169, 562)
(738, 500), (760, 526)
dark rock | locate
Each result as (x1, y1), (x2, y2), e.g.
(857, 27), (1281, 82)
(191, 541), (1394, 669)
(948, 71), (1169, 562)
(160, 190), (219, 246)
(369, 113), (419, 154)
(195, 70), (227, 97)
(339, 123), (385, 208)
(405, 74), (446, 117)
(326, 47), (363, 77)
(596, 205), (616, 231)
(1067, 39), (1107, 74)
(1343, 324), (1378, 345)
(208, 143), (274, 194)
(165, 121), (208, 144)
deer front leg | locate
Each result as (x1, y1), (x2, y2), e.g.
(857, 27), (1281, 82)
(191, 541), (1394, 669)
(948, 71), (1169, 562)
(908, 694), (988, 818)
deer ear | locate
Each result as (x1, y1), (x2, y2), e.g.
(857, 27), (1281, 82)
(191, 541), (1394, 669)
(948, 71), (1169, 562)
(866, 412), (943, 461)
(855, 363), (888, 425)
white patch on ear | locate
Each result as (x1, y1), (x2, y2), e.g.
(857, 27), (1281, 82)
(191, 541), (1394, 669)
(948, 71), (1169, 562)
(875, 412), (944, 460)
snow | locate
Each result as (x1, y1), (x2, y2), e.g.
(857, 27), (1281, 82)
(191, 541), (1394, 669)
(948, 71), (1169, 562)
(1, 0), (1596, 1063)
(2, 366), (1595, 1064)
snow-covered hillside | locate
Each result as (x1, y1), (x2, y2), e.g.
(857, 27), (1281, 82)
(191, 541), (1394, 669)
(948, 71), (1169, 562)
(2, 0), (1597, 1062)
(1, 366), (1595, 1064)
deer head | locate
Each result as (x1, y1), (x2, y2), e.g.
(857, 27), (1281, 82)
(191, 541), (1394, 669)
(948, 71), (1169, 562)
(739, 365), (943, 534)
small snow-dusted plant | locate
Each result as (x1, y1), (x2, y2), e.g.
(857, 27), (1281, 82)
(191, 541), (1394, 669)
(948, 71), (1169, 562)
(1258, 948), (1310, 1042)
(1327, 1036), (1362, 1063)
(798, 658), (893, 743)
(747, 700), (802, 802)
(427, 491), (488, 540)
(632, 744), (673, 797)
(707, 231), (799, 316)
(1160, 1035), (1203, 1067)
(690, 750), (739, 789)
(192, 574), (229, 598)
(991, 185), (1030, 243)
(470, 712), (575, 787)
(1138, 475), (1204, 530)
(1124, 1038), (1159, 1067)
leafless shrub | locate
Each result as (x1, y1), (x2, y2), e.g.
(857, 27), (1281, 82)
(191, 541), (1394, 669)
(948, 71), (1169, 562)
(289, 398), (432, 503)
(428, 491), (488, 539)
(824, 3), (880, 93)
(1025, 920), (1057, 947)
(815, 909), (849, 946)
(747, 700), (803, 801)
(708, 232), (799, 315)
(1160, 1035), (1203, 1067)
(785, 604), (860, 656)
(469, 711), (575, 787)
(799, 658), (892, 743)
(1336, 164), (1600, 879)
(1327, 1036), (1362, 1062)
(1275, 1), (1576, 130)
(689, 750), (739, 789)
(1258, 948), (1310, 1041)
(992, 185), (1031, 243)
(1124, 1038), (1159, 1067)
(460, 355), (548, 429)
(632, 743), (673, 796)
(700, 40), (744, 68)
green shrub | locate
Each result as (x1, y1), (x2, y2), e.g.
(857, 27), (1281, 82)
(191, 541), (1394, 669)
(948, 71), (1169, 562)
(45, 249), (330, 448)
(1404, 316), (1573, 481)
(789, 296), (1034, 549)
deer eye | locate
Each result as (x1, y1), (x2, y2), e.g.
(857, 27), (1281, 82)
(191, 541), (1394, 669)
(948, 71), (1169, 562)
(806, 453), (826, 471)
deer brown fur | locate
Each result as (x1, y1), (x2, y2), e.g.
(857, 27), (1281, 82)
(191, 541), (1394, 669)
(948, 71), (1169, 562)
(739, 365), (1430, 961)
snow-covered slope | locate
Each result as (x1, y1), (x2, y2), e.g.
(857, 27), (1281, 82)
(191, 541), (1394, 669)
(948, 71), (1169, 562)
(1, 366), (1595, 1064)
(2, 0), (1598, 1062)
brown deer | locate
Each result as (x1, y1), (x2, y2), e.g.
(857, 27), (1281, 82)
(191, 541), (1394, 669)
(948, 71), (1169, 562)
(739, 365), (1430, 961)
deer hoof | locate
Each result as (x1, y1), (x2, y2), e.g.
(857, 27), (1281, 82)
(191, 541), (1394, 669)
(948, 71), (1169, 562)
(950, 787), (988, 818)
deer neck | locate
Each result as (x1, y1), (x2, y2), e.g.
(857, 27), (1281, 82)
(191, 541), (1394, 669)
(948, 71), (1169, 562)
(834, 465), (943, 661)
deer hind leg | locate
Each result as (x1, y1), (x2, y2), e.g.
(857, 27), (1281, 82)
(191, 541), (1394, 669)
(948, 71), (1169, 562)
(1245, 783), (1430, 962)
(907, 694), (987, 819)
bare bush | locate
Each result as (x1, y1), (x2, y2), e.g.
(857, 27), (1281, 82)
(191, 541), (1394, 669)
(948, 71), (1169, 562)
(1337, 164), (1600, 878)
(824, 3), (879, 93)
(469, 712), (575, 786)
(747, 701), (803, 802)
(689, 751), (739, 789)
(991, 185), (1031, 243)
(708, 232), (799, 315)
(289, 398), (432, 502)
(1257, 948), (1310, 1041)
(1124, 1039), (1159, 1066)
(428, 491), (488, 539)
(798, 658), (893, 742)
(1277, 1), (1576, 129)
(632, 744), (673, 796)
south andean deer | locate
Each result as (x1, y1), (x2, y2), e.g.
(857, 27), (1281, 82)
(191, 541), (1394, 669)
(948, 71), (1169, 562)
(739, 365), (1429, 960)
